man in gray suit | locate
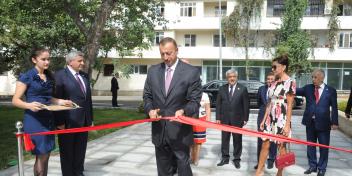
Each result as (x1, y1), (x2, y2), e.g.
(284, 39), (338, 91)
(216, 69), (249, 169)
(143, 37), (202, 176)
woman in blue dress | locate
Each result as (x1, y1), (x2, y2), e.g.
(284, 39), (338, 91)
(12, 48), (72, 176)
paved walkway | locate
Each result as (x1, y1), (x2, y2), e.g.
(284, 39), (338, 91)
(1, 113), (352, 176)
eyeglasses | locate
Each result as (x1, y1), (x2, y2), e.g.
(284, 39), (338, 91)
(271, 65), (277, 70)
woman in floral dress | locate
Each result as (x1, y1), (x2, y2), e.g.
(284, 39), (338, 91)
(255, 55), (296, 176)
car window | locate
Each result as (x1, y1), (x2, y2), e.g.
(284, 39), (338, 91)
(208, 83), (220, 89)
(247, 82), (263, 89)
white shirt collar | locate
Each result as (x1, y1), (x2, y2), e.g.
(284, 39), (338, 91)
(67, 65), (79, 76)
(228, 83), (237, 90)
(165, 58), (179, 71)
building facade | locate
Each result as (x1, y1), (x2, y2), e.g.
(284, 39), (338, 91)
(1, 0), (351, 95)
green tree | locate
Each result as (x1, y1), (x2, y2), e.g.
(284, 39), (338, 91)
(0, 0), (165, 80)
(222, 0), (264, 80)
(275, 0), (311, 76)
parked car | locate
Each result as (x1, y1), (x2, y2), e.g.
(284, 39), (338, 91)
(202, 80), (303, 108)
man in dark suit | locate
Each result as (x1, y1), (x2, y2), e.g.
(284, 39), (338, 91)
(143, 37), (202, 176)
(111, 72), (119, 107)
(54, 51), (93, 176)
(254, 72), (277, 170)
(345, 86), (352, 119)
(216, 69), (249, 169)
(296, 69), (338, 176)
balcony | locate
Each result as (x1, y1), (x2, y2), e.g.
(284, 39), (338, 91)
(108, 46), (352, 61)
(161, 14), (352, 31)
(257, 16), (352, 30)
(165, 17), (220, 30)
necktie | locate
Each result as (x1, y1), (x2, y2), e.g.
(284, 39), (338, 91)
(229, 85), (234, 97)
(165, 67), (172, 94)
(75, 73), (86, 95)
(314, 86), (320, 104)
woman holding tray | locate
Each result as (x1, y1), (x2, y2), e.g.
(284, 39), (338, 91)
(12, 47), (72, 176)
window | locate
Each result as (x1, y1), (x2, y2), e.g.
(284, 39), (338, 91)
(327, 69), (341, 89)
(215, 6), (227, 17)
(213, 35), (226, 47)
(305, 0), (325, 16)
(180, 2), (196, 17)
(157, 5), (165, 16)
(184, 34), (196, 47)
(154, 32), (164, 45)
(338, 4), (352, 16)
(207, 82), (221, 89)
(104, 64), (114, 76)
(343, 69), (352, 90)
(339, 33), (352, 48)
(267, 0), (285, 17)
(133, 65), (148, 74)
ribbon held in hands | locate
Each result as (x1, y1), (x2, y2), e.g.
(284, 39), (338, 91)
(18, 116), (352, 153)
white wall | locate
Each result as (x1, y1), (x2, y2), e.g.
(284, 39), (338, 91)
(0, 71), (17, 95)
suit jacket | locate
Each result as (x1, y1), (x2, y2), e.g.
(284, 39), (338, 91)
(111, 76), (119, 92)
(257, 85), (269, 128)
(345, 86), (352, 114)
(216, 83), (249, 127)
(54, 67), (93, 128)
(296, 84), (338, 131)
(143, 60), (202, 147)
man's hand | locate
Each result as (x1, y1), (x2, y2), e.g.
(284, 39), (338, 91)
(243, 121), (247, 126)
(345, 113), (350, 119)
(57, 124), (65, 130)
(149, 109), (161, 119)
(175, 109), (184, 117)
(331, 125), (338, 130)
(216, 120), (221, 124)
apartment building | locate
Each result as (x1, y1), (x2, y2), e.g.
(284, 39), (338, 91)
(1, 0), (351, 96)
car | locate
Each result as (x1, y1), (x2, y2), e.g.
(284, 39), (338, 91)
(202, 80), (303, 108)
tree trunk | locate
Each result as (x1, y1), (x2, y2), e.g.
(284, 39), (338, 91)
(65, 0), (117, 81)
(84, 0), (117, 79)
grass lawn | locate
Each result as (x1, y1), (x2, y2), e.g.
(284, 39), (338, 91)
(0, 106), (146, 170)
(338, 100), (347, 112)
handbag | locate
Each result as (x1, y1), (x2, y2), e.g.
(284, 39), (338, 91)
(275, 143), (295, 169)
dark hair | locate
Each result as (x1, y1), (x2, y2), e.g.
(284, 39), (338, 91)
(273, 54), (289, 72)
(29, 47), (50, 63)
(159, 37), (178, 48)
(29, 47), (54, 81)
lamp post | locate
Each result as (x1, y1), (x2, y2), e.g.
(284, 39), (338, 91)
(218, 0), (223, 80)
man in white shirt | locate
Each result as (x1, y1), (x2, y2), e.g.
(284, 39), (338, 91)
(54, 51), (93, 176)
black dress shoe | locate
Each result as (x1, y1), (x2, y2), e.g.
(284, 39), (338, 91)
(304, 167), (317, 174)
(217, 159), (229, 166)
(267, 160), (274, 169)
(317, 170), (325, 176)
(254, 164), (258, 170)
(233, 160), (241, 169)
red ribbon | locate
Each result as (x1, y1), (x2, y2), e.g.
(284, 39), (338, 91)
(23, 134), (35, 151)
(17, 116), (352, 153)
